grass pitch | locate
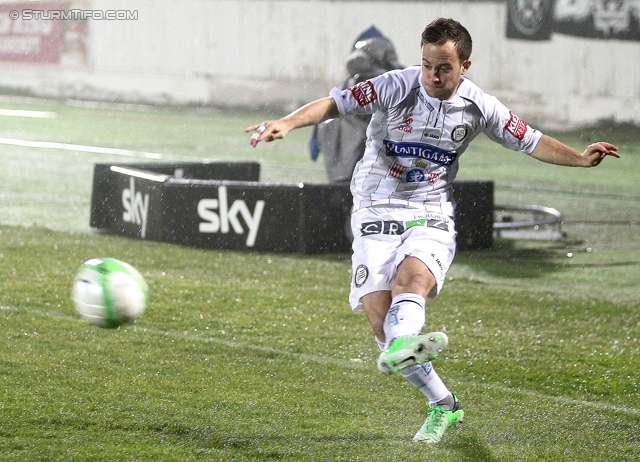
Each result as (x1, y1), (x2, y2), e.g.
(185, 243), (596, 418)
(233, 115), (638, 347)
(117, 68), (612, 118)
(0, 97), (639, 461)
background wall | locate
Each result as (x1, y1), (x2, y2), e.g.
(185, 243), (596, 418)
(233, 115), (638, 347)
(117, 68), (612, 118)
(0, 0), (638, 129)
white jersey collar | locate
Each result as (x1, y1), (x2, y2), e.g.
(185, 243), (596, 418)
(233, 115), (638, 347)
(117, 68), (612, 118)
(418, 77), (469, 110)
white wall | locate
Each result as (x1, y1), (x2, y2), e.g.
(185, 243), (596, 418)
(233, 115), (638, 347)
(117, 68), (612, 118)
(0, 0), (639, 128)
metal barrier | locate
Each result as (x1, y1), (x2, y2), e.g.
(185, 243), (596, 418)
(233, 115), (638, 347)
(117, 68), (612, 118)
(494, 204), (564, 240)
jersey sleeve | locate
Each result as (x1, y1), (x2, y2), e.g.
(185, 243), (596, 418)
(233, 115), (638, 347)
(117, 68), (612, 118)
(330, 67), (419, 117)
(480, 92), (543, 154)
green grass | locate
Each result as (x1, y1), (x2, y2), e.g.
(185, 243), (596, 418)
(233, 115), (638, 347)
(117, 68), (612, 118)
(1, 97), (639, 461)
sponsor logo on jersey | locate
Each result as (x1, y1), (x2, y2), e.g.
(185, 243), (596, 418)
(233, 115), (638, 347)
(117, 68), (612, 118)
(423, 127), (441, 141)
(349, 80), (377, 106)
(354, 264), (369, 288)
(452, 124), (469, 142)
(505, 111), (527, 140)
(397, 117), (413, 133)
(360, 218), (449, 236)
(383, 139), (458, 168)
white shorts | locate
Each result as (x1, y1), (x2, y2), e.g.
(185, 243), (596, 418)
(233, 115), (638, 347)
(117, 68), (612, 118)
(349, 207), (457, 311)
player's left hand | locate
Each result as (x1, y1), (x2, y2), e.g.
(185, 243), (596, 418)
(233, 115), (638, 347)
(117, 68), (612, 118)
(582, 141), (620, 167)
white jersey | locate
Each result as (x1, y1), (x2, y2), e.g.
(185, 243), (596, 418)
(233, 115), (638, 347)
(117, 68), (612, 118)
(330, 66), (543, 216)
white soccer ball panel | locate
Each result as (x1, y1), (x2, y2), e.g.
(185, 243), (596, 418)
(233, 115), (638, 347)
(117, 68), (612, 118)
(72, 273), (111, 328)
(72, 258), (147, 328)
(105, 271), (146, 321)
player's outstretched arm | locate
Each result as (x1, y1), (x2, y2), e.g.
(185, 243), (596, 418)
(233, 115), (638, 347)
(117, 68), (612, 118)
(245, 97), (339, 147)
(530, 135), (620, 167)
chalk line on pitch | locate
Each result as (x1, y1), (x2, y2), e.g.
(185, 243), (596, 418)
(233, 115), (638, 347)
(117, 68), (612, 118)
(3, 304), (640, 418)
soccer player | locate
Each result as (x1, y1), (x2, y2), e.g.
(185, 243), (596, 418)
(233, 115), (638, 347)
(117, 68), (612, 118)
(246, 18), (620, 444)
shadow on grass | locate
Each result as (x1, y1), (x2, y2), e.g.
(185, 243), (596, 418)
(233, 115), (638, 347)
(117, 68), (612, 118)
(453, 238), (580, 279)
(447, 431), (497, 462)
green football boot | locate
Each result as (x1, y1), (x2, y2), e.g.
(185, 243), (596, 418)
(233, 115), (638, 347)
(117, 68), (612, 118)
(376, 332), (448, 375)
(413, 394), (464, 444)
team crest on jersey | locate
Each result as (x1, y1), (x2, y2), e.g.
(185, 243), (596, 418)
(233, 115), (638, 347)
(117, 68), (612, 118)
(452, 125), (468, 142)
(349, 81), (377, 107)
(405, 168), (426, 183)
(505, 111), (527, 140)
(389, 161), (406, 179)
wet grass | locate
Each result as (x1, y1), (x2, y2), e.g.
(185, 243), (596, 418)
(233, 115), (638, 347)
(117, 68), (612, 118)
(1, 225), (638, 461)
(0, 97), (639, 460)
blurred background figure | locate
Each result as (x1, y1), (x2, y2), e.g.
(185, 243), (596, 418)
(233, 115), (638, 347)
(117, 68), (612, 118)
(310, 26), (403, 183)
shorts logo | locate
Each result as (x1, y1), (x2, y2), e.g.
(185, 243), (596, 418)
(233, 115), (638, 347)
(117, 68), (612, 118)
(505, 111), (527, 140)
(452, 125), (468, 142)
(431, 253), (444, 272)
(361, 219), (449, 236)
(361, 220), (404, 236)
(349, 81), (377, 107)
(354, 264), (369, 288)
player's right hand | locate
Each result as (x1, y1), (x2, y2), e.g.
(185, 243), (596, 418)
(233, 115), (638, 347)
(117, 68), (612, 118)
(245, 121), (289, 147)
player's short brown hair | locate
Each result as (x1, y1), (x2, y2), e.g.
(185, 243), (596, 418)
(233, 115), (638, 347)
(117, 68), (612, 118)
(421, 18), (472, 62)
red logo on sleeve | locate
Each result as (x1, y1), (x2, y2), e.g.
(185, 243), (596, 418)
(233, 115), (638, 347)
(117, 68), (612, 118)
(505, 111), (527, 140)
(349, 81), (377, 107)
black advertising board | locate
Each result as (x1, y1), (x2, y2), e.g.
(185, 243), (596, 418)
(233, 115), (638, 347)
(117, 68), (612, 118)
(162, 180), (306, 252)
(90, 165), (168, 240)
(90, 163), (493, 253)
(453, 181), (494, 251)
(90, 162), (261, 233)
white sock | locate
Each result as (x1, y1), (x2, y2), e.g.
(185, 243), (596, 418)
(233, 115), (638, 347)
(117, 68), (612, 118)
(400, 362), (452, 407)
(383, 292), (425, 349)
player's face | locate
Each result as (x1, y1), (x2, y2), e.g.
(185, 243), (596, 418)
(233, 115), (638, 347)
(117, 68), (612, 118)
(420, 40), (471, 101)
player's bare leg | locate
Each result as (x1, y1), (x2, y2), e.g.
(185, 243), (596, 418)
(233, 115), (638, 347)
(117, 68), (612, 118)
(362, 290), (392, 346)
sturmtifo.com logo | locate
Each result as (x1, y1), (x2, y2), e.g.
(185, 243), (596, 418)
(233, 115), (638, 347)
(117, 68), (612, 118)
(10, 9), (138, 21)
